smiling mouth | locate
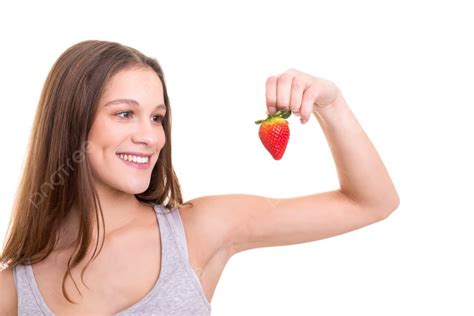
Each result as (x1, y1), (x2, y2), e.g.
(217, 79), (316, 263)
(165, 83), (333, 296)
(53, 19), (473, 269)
(116, 153), (150, 164)
(116, 153), (152, 169)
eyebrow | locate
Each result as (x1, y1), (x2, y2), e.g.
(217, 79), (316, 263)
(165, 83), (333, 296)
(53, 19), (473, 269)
(104, 98), (167, 111)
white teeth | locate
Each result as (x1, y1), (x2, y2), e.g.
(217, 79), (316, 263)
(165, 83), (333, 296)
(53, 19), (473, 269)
(117, 154), (149, 164)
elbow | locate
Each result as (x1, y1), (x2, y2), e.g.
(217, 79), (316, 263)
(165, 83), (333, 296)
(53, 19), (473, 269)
(341, 188), (401, 220)
(361, 190), (400, 221)
(389, 189), (401, 212)
(378, 193), (400, 219)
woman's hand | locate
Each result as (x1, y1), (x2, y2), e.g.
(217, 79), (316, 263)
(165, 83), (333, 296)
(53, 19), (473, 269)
(265, 69), (343, 124)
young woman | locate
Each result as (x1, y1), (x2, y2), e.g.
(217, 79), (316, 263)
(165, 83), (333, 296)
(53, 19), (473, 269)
(0, 40), (399, 315)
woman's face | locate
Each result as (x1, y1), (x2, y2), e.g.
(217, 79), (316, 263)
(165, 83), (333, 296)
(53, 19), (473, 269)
(87, 67), (167, 195)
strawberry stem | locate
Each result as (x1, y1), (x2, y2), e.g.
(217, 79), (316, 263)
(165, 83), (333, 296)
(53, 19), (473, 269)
(255, 109), (291, 124)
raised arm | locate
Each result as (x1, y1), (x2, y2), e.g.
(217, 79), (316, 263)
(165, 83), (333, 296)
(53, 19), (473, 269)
(300, 73), (400, 210)
(181, 69), (399, 257)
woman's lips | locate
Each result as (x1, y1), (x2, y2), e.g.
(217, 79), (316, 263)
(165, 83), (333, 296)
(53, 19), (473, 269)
(116, 154), (152, 170)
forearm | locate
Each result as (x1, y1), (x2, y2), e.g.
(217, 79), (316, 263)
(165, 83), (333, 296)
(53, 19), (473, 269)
(313, 92), (400, 212)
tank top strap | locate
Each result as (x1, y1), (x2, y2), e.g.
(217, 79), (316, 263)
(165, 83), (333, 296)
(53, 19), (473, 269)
(154, 203), (189, 260)
(154, 203), (210, 307)
(13, 262), (52, 315)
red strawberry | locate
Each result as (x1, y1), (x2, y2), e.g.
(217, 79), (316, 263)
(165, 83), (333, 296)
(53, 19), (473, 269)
(255, 110), (291, 160)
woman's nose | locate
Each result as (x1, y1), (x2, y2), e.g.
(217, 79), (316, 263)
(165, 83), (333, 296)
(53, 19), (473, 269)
(131, 120), (160, 146)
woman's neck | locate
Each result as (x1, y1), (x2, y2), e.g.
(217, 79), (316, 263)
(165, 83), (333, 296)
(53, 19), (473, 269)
(56, 194), (152, 253)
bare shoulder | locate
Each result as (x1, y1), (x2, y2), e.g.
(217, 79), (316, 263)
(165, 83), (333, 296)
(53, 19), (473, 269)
(178, 194), (277, 254)
(0, 266), (18, 315)
(176, 195), (237, 262)
(176, 194), (274, 260)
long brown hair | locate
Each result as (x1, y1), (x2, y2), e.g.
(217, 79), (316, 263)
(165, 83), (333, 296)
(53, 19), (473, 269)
(0, 40), (191, 303)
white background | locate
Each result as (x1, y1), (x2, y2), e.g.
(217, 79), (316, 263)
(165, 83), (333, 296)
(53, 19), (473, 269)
(1, 0), (473, 315)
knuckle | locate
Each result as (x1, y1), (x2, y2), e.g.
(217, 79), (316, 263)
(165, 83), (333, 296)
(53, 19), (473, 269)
(266, 75), (277, 85)
(266, 77), (277, 91)
(278, 72), (293, 84)
(324, 80), (336, 91)
(306, 86), (319, 99)
(292, 78), (304, 89)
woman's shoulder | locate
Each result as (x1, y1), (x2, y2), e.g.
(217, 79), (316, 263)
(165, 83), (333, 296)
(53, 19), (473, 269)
(0, 266), (18, 315)
(174, 194), (248, 256)
(174, 196), (239, 301)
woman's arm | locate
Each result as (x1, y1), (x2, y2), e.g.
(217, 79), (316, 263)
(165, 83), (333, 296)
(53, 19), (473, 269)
(180, 69), (399, 255)
(312, 88), (400, 211)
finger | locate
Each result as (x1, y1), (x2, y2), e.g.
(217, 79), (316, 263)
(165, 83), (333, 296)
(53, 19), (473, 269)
(265, 76), (278, 114)
(300, 85), (319, 124)
(289, 77), (305, 115)
(276, 72), (293, 112)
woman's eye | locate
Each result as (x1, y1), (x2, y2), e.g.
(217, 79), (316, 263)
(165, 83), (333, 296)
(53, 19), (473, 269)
(153, 115), (165, 123)
(116, 111), (132, 119)
(116, 111), (164, 123)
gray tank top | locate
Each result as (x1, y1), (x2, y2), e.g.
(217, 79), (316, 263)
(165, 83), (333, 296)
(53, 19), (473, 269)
(12, 203), (212, 315)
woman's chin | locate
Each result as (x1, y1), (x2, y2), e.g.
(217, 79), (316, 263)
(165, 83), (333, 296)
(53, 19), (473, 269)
(108, 180), (151, 195)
